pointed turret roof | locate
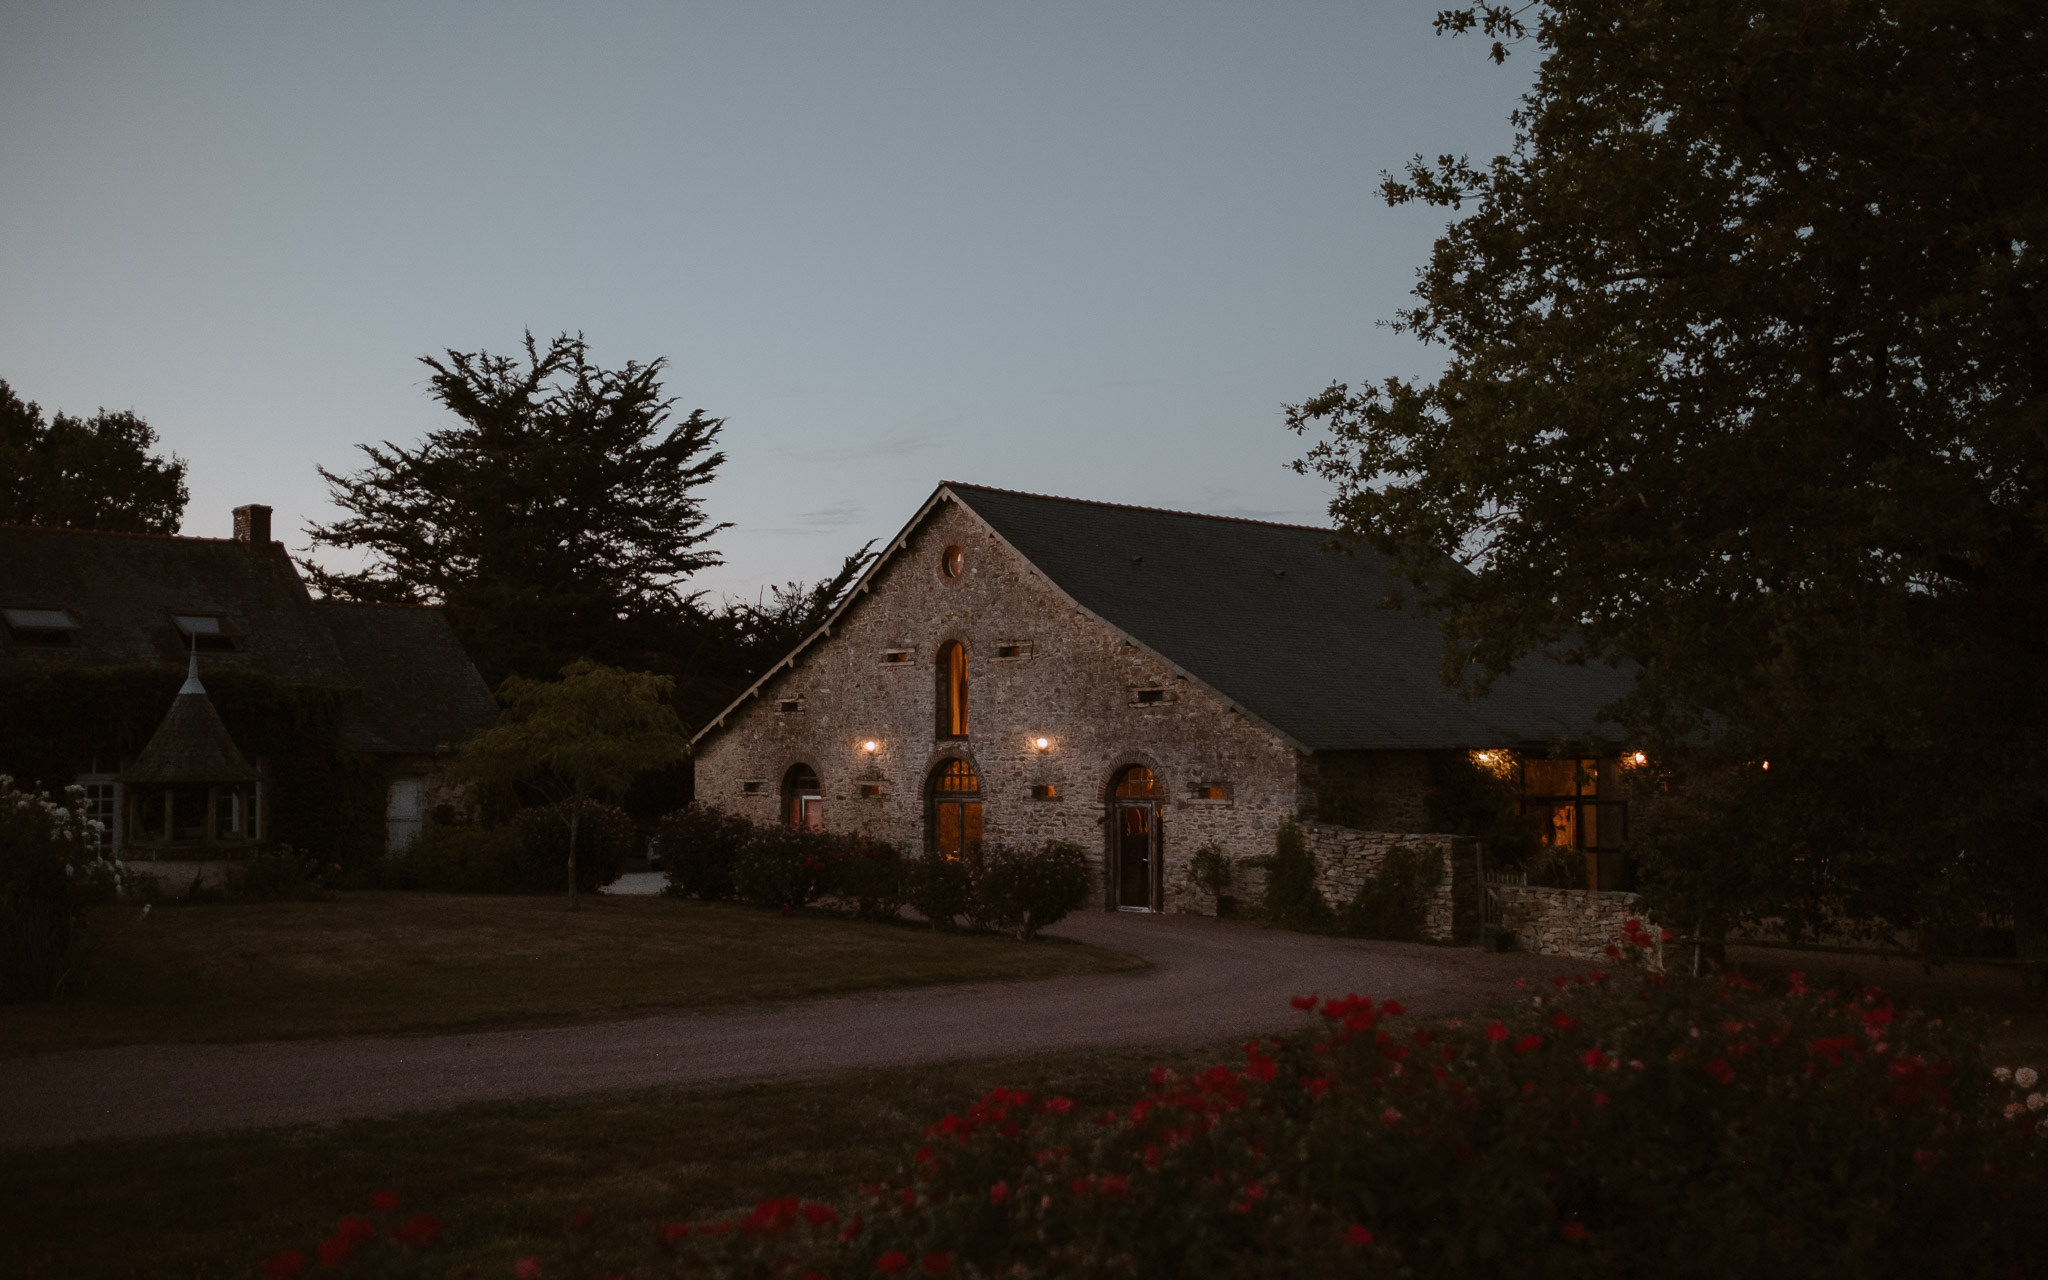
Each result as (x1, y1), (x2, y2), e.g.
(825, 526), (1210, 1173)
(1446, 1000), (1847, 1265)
(120, 651), (259, 784)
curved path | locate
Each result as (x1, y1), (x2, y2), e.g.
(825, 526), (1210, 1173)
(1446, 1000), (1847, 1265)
(0, 914), (1574, 1150)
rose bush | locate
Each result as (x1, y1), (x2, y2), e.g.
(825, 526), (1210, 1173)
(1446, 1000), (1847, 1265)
(656, 802), (751, 901)
(835, 838), (911, 921)
(263, 963), (2048, 1277)
(1, 775), (116, 1001)
(967, 840), (1093, 939)
(732, 822), (840, 909)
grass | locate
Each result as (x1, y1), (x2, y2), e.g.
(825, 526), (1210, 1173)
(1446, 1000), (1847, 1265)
(0, 891), (1144, 1054)
(0, 1040), (1241, 1280)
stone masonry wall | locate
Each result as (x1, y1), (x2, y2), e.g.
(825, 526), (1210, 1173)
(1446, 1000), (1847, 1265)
(1495, 885), (1663, 963)
(692, 494), (1305, 912)
(1294, 823), (1479, 944)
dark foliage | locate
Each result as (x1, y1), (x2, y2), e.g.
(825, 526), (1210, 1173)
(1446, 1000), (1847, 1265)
(908, 849), (974, 931)
(1288, 0), (2048, 971)
(836, 838), (911, 922)
(512, 799), (636, 894)
(0, 378), (187, 534)
(0, 668), (388, 872)
(656, 802), (751, 901)
(969, 841), (1095, 940)
(732, 823), (840, 910)
(1258, 821), (1330, 930)
(0, 781), (85, 1002)
(1339, 844), (1444, 942)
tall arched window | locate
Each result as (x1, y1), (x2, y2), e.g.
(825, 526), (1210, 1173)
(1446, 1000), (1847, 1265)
(928, 758), (983, 862)
(935, 640), (969, 739)
(782, 763), (823, 831)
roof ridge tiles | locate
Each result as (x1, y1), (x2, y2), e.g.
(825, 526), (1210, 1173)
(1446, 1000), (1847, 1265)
(941, 481), (1342, 538)
(0, 522), (242, 545)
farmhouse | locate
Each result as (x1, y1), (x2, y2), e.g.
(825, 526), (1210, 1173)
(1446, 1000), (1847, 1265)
(692, 483), (1641, 919)
(0, 504), (496, 864)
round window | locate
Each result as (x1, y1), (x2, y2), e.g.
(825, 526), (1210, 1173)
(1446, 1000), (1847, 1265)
(940, 545), (966, 578)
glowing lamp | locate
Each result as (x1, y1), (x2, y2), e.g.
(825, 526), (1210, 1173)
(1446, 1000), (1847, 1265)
(862, 739), (879, 753)
(1032, 736), (1051, 751)
(1630, 751), (1647, 766)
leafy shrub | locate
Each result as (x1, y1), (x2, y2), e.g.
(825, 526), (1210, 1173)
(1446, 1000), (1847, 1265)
(1190, 844), (1235, 916)
(392, 821), (527, 892)
(513, 799), (636, 893)
(733, 823), (839, 909)
(1258, 820), (1330, 929)
(908, 849), (973, 930)
(225, 844), (332, 901)
(656, 802), (750, 900)
(969, 840), (1094, 939)
(262, 968), (2048, 1278)
(1339, 843), (1444, 942)
(1525, 842), (1589, 890)
(835, 838), (910, 921)
(0, 776), (99, 1001)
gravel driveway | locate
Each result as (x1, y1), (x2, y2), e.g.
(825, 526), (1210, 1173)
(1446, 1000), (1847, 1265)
(0, 913), (1574, 1150)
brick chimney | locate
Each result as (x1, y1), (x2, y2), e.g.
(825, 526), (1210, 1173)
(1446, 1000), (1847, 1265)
(233, 504), (273, 550)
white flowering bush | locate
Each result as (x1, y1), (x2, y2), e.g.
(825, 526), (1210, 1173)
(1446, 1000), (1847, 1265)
(1, 774), (114, 1000)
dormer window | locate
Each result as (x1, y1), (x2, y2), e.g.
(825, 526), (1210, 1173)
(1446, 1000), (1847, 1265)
(3, 608), (79, 646)
(173, 614), (241, 652)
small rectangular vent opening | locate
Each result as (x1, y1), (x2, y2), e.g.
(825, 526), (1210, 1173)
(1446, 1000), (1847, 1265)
(996, 641), (1033, 659)
(740, 780), (767, 795)
(858, 783), (885, 798)
(1194, 785), (1227, 801)
(1134, 688), (1167, 705)
(880, 650), (912, 664)
(777, 698), (802, 713)
(1031, 784), (1058, 800)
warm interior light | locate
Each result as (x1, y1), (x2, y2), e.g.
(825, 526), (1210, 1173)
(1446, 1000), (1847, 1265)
(1033, 736), (1051, 751)
(1761, 760), (1770, 771)
(862, 740), (879, 753)
(1474, 751), (1493, 764)
(1630, 751), (1647, 766)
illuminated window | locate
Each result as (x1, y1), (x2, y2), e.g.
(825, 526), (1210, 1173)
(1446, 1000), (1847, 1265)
(1192, 784), (1226, 801)
(1521, 758), (1626, 850)
(928, 759), (983, 861)
(1115, 766), (1163, 798)
(782, 763), (823, 831)
(858, 783), (884, 799)
(936, 640), (969, 738)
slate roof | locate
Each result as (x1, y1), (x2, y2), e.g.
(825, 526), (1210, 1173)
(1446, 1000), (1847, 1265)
(696, 483), (1635, 753)
(0, 523), (496, 756)
(945, 485), (1634, 751)
(122, 662), (259, 784)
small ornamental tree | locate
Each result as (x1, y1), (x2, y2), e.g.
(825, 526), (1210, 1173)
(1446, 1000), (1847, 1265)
(970, 841), (1094, 939)
(449, 660), (686, 908)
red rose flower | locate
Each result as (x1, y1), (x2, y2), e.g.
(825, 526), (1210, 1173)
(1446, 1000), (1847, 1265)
(336, 1216), (376, 1245)
(659, 1222), (691, 1247)
(877, 1252), (910, 1275)
(262, 1249), (307, 1278)
(1484, 1021), (1509, 1043)
(803, 1202), (838, 1227)
(1290, 994), (1319, 1011)
(1344, 1225), (1373, 1247)
(514, 1259), (542, 1280)
(1704, 1058), (1735, 1084)
(989, 1180), (1011, 1205)
(394, 1213), (443, 1248)
(370, 1191), (400, 1213)
(1513, 1034), (1544, 1054)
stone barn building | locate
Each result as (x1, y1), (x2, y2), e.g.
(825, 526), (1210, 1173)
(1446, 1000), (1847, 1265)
(691, 483), (1638, 921)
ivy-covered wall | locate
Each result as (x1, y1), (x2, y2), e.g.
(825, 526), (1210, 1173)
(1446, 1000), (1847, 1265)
(0, 666), (390, 869)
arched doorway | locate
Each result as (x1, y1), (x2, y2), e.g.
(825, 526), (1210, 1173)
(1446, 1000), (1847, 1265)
(782, 763), (823, 831)
(1110, 765), (1163, 910)
(928, 758), (983, 862)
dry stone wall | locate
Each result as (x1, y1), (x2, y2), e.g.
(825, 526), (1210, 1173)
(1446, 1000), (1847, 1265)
(1295, 823), (1479, 944)
(693, 494), (1304, 912)
(1495, 884), (1663, 962)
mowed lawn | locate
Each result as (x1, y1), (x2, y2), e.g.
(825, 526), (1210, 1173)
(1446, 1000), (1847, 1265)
(0, 891), (1144, 1053)
(1, 1041), (1237, 1280)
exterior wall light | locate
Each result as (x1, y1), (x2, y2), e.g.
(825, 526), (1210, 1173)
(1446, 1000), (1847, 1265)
(1032, 736), (1051, 752)
(1630, 751), (1648, 766)
(862, 740), (880, 753)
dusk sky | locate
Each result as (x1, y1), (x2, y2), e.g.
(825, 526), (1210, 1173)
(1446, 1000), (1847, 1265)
(0, 1), (1531, 604)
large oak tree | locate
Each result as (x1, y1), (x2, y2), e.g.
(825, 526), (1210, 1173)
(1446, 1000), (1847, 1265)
(1289, 2), (2048, 973)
